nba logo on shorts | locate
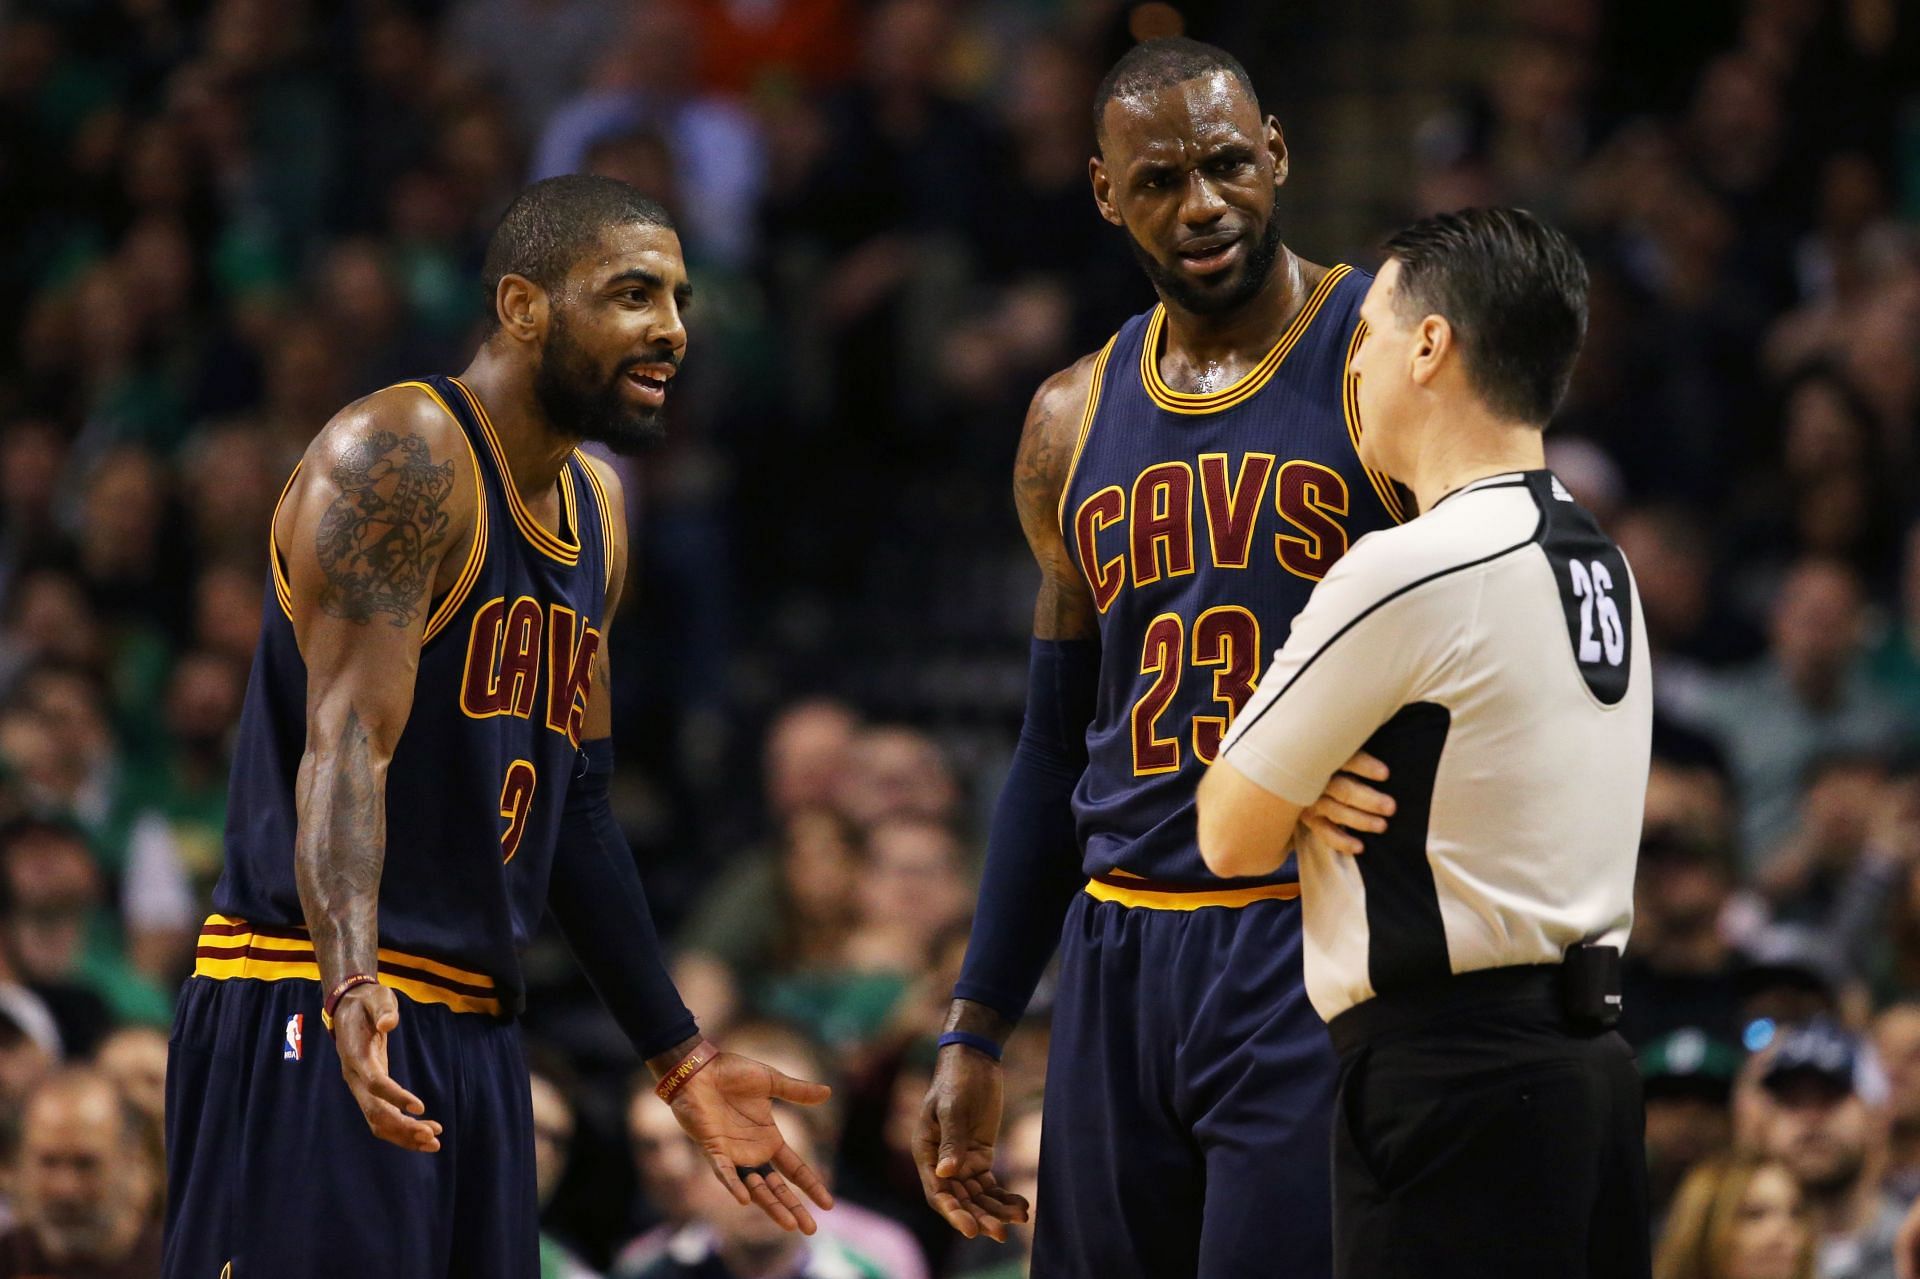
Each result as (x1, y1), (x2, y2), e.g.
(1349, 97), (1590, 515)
(283, 1013), (303, 1062)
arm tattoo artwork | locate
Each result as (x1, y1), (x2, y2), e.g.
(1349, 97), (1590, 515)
(296, 707), (386, 974)
(316, 431), (455, 626)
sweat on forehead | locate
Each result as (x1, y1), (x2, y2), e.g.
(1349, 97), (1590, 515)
(1093, 37), (1261, 148)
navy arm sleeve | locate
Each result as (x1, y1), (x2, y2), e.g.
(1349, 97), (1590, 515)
(548, 738), (699, 1060)
(951, 638), (1099, 1024)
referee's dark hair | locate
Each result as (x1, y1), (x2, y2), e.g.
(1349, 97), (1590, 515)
(1093, 38), (1259, 151)
(1384, 207), (1589, 426)
(481, 175), (675, 328)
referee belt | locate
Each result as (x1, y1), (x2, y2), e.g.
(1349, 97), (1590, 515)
(1327, 964), (1578, 1057)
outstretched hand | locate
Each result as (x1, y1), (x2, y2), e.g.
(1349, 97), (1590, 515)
(332, 983), (442, 1153)
(1298, 750), (1393, 858)
(666, 1051), (836, 1234)
(913, 1045), (1030, 1242)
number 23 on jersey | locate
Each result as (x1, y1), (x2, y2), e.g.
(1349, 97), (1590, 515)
(1133, 605), (1262, 775)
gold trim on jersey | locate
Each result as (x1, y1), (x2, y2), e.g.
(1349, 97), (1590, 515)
(1083, 876), (1301, 910)
(1140, 264), (1352, 416)
(1341, 321), (1409, 525)
(267, 464), (301, 622)
(395, 381), (491, 642)
(1056, 334), (1120, 535)
(575, 455), (618, 593)
(447, 377), (582, 567)
(193, 915), (502, 1019)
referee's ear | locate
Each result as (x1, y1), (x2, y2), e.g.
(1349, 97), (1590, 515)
(1409, 314), (1453, 389)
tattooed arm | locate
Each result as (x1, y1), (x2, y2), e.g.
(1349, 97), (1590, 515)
(277, 386), (476, 1153)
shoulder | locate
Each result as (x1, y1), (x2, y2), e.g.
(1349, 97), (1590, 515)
(1028, 343), (1112, 431)
(305, 382), (473, 482)
(1014, 343), (1116, 514)
(1323, 484), (1542, 608)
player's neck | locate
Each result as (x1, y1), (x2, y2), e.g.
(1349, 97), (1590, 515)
(1158, 245), (1313, 367)
(457, 347), (580, 501)
(1401, 405), (1546, 515)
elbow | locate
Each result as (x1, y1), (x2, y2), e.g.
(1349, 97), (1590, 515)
(1198, 829), (1273, 880)
(1196, 777), (1270, 879)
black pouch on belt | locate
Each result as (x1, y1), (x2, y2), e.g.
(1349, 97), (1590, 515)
(1559, 942), (1623, 1030)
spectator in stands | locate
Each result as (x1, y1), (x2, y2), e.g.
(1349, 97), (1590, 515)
(1622, 751), (1749, 1047)
(1654, 1152), (1813, 1279)
(0, 1069), (161, 1278)
(681, 805), (862, 990)
(836, 729), (959, 831)
(1643, 1030), (1745, 1233)
(93, 1027), (166, 1143)
(531, 0), (767, 270)
(758, 817), (968, 1055)
(625, 1101), (887, 1279)
(0, 822), (112, 1057)
(1757, 1022), (1903, 1279)
(445, 0), (625, 133)
(115, 648), (244, 982)
(530, 1059), (600, 1279)
(1869, 522), (1920, 723)
(618, 1064), (708, 1276)
(1677, 557), (1910, 868)
(1874, 1004), (1920, 1203)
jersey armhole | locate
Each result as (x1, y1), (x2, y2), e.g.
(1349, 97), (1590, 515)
(574, 453), (619, 595)
(405, 382), (489, 645)
(1055, 333), (1119, 537)
(1341, 319), (1412, 525)
(267, 464), (302, 623)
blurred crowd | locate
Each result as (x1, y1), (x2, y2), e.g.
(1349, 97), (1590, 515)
(0, 0), (1918, 1275)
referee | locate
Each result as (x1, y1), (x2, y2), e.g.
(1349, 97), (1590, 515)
(1196, 208), (1653, 1279)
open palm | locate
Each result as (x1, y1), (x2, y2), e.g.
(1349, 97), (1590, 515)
(667, 1051), (835, 1234)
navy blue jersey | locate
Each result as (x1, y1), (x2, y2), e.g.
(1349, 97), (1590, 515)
(1059, 265), (1407, 889)
(210, 375), (614, 1015)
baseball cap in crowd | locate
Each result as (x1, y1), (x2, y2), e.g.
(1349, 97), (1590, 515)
(1737, 924), (1849, 1003)
(1760, 1020), (1888, 1104)
(1639, 1028), (1741, 1104)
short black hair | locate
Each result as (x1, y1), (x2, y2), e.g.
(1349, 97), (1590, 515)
(1093, 38), (1259, 150)
(480, 175), (675, 326)
(1383, 207), (1589, 425)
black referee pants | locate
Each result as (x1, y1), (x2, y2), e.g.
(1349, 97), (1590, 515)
(1329, 970), (1651, 1279)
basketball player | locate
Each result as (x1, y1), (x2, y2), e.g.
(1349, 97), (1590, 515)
(163, 176), (831, 1279)
(915, 39), (1407, 1278)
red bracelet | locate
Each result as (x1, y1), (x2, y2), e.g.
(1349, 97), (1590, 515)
(321, 973), (380, 1032)
(654, 1040), (720, 1105)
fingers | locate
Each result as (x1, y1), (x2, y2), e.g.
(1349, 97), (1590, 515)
(356, 1091), (442, 1152)
(926, 1184), (984, 1239)
(1303, 813), (1365, 856)
(752, 1167), (817, 1235)
(1340, 750), (1390, 783)
(767, 1067), (833, 1106)
(710, 1157), (752, 1207)
(1321, 773), (1396, 819)
(1310, 795), (1389, 835)
(960, 1174), (1030, 1223)
(773, 1142), (835, 1211)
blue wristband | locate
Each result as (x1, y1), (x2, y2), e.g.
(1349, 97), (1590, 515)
(938, 1030), (1005, 1062)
